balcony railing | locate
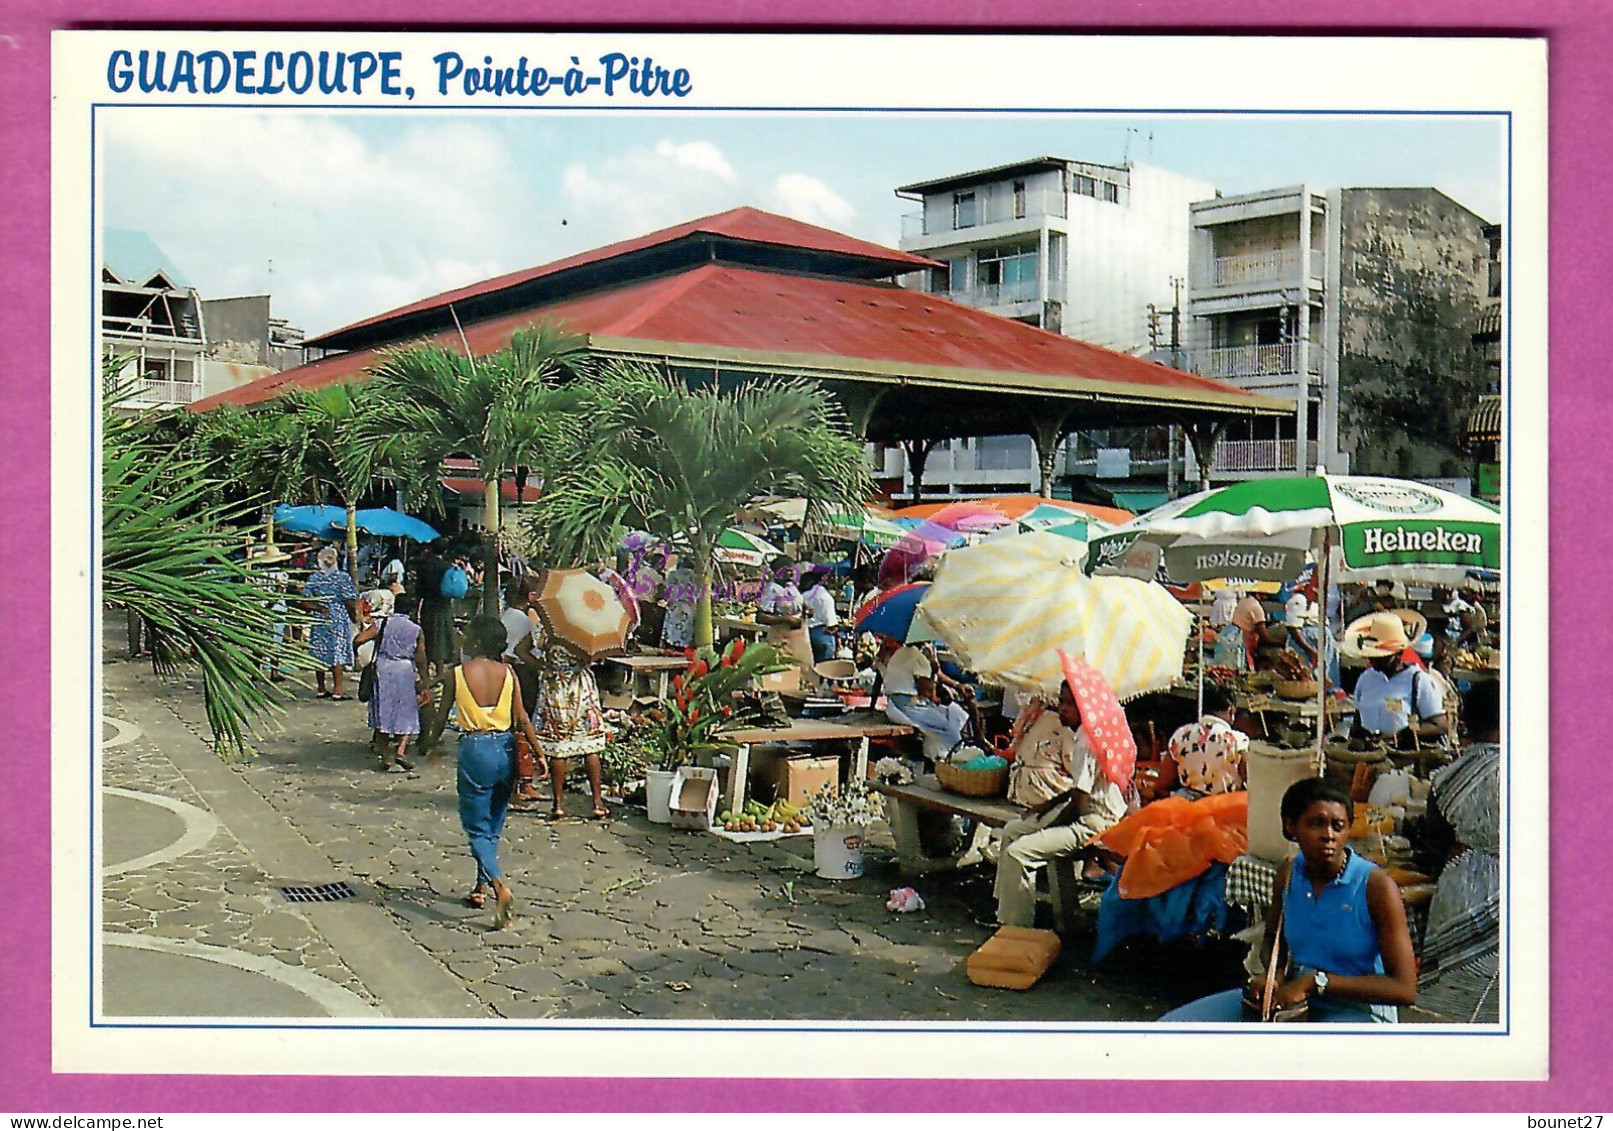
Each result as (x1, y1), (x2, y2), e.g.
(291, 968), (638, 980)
(946, 277), (1042, 308)
(1197, 342), (1324, 379)
(122, 377), (199, 408)
(902, 188), (1067, 239)
(1196, 246), (1324, 289)
(1210, 439), (1320, 473)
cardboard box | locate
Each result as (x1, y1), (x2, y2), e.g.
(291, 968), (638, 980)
(744, 746), (840, 807)
(668, 766), (719, 830)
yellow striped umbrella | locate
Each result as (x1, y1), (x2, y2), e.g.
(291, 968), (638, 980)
(915, 531), (1192, 701)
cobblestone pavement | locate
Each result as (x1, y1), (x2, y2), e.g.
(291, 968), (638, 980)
(100, 636), (1243, 1024)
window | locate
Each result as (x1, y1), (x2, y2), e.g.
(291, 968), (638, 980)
(1100, 182), (1120, 203)
(1013, 180), (1027, 219)
(976, 242), (1039, 302)
(1073, 175), (1097, 198)
(953, 191), (977, 229)
(949, 258), (968, 293)
(977, 435), (1032, 470)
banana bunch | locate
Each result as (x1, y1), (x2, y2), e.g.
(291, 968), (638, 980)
(720, 799), (808, 834)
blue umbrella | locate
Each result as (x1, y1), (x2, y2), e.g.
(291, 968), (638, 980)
(273, 504), (346, 538)
(336, 507), (441, 543)
(853, 581), (937, 643)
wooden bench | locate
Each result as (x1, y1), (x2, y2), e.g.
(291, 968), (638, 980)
(869, 776), (1084, 931)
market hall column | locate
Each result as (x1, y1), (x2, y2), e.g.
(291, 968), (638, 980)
(903, 438), (937, 503)
(1180, 418), (1230, 494)
(1029, 405), (1074, 499)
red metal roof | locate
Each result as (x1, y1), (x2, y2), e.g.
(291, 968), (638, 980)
(193, 263), (1263, 410)
(303, 206), (940, 348)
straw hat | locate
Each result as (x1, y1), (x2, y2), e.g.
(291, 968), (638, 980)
(1339, 608), (1427, 658)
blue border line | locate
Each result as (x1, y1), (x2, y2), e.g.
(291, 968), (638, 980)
(87, 100), (1517, 1037)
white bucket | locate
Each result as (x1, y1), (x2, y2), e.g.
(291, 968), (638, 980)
(813, 825), (866, 880)
(645, 769), (676, 825)
(1246, 742), (1313, 860)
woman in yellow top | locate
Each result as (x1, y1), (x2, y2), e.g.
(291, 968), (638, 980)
(432, 615), (545, 928)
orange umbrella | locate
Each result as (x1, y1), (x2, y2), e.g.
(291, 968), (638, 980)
(897, 494), (1134, 528)
(530, 569), (632, 662)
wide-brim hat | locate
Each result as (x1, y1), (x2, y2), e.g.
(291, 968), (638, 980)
(1339, 608), (1427, 658)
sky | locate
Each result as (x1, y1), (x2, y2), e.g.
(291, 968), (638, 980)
(100, 109), (1507, 339)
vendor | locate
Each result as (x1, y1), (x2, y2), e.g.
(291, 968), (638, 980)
(1230, 589), (1269, 669)
(800, 566), (840, 664)
(992, 677), (1129, 925)
(1341, 610), (1448, 751)
(1283, 593), (1339, 689)
(871, 635), (974, 757)
(754, 557), (812, 689)
(1160, 776), (1417, 1023)
(1164, 685), (1248, 798)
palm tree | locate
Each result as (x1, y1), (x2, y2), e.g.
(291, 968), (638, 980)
(102, 370), (312, 760)
(533, 363), (872, 649)
(363, 323), (590, 613)
(186, 403), (315, 558)
(279, 383), (391, 580)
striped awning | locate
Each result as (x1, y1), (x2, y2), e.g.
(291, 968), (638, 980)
(1474, 307), (1502, 338)
(1466, 395), (1502, 442)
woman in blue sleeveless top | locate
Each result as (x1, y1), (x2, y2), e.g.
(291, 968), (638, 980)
(1161, 777), (1417, 1023)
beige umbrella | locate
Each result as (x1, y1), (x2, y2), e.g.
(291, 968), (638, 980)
(530, 569), (632, 661)
(915, 531), (1192, 702)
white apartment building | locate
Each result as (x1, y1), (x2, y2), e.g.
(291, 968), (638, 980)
(890, 156), (1217, 503)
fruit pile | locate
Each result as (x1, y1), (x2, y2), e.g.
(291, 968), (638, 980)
(720, 799), (807, 834)
(1204, 664), (1240, 686)
(1273, 650), (1314, 682)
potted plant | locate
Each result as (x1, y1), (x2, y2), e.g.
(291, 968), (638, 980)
(643, 638), (790, 823)
(802, 778), (886, 879)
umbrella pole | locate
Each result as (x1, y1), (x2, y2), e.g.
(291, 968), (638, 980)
(1196, 606), (1205, 717)
(1314, 530), (1333, 776)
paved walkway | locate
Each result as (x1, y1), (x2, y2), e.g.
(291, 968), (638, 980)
(99, 631), (1240, 1023)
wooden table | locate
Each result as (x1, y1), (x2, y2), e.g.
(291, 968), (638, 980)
(868, 776), (1084, 930)
(602, 654), (690, 705)
(713, 615), (768, 642)
(719, 711), (914, 814)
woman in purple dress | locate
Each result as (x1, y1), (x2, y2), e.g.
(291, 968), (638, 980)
(354, 588), (427, 772)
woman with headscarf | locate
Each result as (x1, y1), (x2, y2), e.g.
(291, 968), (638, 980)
(302, 545), (360, 699)
(353, 588), (427, 772)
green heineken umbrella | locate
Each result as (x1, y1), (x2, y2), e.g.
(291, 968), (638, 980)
(1084, 475), (1502, 764)
(1085, 474), (1500, 586)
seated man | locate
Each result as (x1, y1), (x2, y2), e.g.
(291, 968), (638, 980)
(872, 636), (974, 759)
(992, 678), (1128, 927)
(1342, 611), (1449, 751)
(1166, 685), (1249, 799)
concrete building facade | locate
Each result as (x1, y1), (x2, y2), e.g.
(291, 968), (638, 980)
(102, 230), (306, 410)
(889, 157), (1216, 504)
(1184, 186), (1494, 487)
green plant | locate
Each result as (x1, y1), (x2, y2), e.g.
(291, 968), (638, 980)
(599, 716), (668, 790)
(650, 638), (791, 771)
(802, 778), (885, 829)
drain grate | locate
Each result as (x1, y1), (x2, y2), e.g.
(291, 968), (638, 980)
(277, 881), (358, 904)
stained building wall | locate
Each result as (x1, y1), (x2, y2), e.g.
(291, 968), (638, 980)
(1336, 188), (1492, 479)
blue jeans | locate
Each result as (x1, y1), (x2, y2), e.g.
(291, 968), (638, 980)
(809, 626), (837, 664)
(1160, 987), (1397, 1023)
(457, 731), (514, 885)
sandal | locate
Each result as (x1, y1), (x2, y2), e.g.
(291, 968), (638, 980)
(315, 690), (333, 699)
(393, 756), (415, 771)
(329, 694), (354, 702)
(465, 887), (487, 909)
(591, 806), (610, 820)
(493, 887), (514, 929)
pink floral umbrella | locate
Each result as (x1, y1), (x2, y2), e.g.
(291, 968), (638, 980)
(1058, 649), (1137, 789)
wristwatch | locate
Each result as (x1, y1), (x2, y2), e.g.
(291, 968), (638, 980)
(1313, 970), (1330, 998)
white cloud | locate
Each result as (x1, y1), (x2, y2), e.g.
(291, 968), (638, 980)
(557, 138), (748, 246)
(103, 111), (533, 335)
(768, 172), (857, 230)
(653, 139), (735, 181)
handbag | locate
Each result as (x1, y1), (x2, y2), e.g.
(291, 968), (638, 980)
(1240, 906), (1310, 1022)
(357, 617), (388, 703)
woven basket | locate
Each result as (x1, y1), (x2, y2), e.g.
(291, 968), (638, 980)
(935, 761), (1008, 798)
(1274, 678), (1320, 701)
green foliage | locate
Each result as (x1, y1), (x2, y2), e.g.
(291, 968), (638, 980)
(531, 362), (872, 645)
(647, 638), (792, 771)
(102, 370), (315, 760)
(362, 323), (590, 611)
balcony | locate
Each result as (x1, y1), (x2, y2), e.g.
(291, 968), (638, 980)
(902, 188), (1067, 240)
(121, 377), (200, 409)
(946, 277), (1042, 309)
(1210, 439), (1320, 474)
(1195, 246), (1322, 290)
(1196, 342), (1324, 380)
